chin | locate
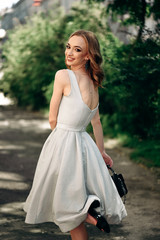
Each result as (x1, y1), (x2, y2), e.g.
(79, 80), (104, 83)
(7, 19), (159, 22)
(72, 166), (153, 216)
(67, 60), (76, 65)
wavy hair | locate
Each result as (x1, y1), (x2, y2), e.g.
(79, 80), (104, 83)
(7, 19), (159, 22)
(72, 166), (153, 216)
(67, 30), (104, 87)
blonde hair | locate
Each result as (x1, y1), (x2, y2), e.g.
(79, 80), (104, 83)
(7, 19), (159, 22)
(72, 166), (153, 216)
(66, 30), (104, 87)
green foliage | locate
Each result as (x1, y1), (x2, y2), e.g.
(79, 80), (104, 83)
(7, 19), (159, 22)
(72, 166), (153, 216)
(101, 34), (160, 141)
(108, 0), (147, 24)
(2, 7), (66, 109)
(107, 0), (160, 41)
(63, 1), (110, 39)
(151, 0), (160, 20)
(1, 1), (116, 110)
(121, 135), (160, 168)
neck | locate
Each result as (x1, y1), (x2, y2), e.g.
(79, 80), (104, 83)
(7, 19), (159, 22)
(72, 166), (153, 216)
(71, 65), (88, 75)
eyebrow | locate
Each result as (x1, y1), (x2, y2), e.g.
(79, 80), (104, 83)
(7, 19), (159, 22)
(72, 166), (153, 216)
(67, 43), (82, 49)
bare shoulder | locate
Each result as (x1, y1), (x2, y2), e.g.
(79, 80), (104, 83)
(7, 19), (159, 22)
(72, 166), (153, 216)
(54, 69), (70, 88)
(55, 69), (69, 80)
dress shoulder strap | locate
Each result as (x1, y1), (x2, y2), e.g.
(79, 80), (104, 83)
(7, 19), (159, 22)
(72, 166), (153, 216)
(67, 69), (81, 97)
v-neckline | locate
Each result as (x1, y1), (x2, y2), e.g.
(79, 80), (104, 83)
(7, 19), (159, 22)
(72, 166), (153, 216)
(71, 70), (99, 112)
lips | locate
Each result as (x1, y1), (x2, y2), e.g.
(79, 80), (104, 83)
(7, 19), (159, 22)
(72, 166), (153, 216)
(67, 57), (75, 61)
(66, 56), (75, 61)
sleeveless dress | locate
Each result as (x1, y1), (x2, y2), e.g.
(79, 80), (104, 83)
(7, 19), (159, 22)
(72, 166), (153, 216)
(23, 69), (127, 232)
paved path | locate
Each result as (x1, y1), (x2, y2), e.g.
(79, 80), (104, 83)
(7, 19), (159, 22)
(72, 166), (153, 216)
(0, 105), (160, 240)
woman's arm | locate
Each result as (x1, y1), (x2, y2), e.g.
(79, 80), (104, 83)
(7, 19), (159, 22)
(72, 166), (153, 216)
(91, 109), (113, 167)
(49, 70), (67, 130)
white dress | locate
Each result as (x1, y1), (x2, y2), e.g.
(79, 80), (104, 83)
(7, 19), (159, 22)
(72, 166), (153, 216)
(23, 69), (127, 232)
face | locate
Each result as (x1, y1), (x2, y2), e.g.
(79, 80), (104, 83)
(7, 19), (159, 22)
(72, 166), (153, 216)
(65, 35), (89, 70)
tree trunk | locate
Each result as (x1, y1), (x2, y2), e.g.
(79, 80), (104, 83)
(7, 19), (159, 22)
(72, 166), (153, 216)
(137, 0), (147, 41)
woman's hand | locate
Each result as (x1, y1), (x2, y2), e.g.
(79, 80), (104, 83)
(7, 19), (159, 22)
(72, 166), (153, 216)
(101, 151), (113, 167)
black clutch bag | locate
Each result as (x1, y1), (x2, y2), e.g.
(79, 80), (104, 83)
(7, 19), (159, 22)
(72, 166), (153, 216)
(107, 165), (128, 203)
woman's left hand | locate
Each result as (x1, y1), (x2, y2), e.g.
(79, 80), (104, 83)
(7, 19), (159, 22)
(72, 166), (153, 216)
(101, 151), (113, 167)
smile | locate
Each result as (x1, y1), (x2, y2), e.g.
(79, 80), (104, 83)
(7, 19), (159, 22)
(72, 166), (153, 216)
(67, 58), (75, 61)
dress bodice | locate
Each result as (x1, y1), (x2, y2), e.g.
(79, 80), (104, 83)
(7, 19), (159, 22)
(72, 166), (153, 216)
(57, 70), (98, 131)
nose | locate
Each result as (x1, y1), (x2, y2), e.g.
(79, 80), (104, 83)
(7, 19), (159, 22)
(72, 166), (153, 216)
(68, 48), (73, 56)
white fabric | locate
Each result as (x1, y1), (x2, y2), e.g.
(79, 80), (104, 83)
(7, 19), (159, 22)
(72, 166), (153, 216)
(24, 69), (127, 232)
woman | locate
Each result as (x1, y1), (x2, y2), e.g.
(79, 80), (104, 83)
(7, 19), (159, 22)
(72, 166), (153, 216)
(24, 30), (127, 240)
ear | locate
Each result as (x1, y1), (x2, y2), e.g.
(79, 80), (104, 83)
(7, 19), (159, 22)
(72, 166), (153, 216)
(85, 55), (89, 61)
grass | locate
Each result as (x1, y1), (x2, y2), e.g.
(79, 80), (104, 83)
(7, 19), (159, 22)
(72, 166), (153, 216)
(88, 121), (160, 168)
(119, 134), (160, 168)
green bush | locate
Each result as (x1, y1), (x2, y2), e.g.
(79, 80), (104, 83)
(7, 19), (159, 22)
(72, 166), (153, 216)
(121, 135), (160, 168)
(101, 35), (160, 140)
(1, 7), (66, 109)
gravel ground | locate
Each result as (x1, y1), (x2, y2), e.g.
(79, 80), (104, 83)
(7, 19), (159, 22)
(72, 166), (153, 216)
(0, 105), (160, 240)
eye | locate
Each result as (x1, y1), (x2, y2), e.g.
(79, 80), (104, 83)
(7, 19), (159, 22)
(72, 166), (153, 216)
(75, 48), (81, 52)
(66, 44), (70, 49)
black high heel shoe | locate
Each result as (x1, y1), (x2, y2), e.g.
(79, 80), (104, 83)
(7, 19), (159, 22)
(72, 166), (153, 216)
(88, 201), (110, 233)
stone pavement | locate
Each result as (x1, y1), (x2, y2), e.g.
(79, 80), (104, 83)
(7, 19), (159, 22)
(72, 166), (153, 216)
(0, 105), (160, 240)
